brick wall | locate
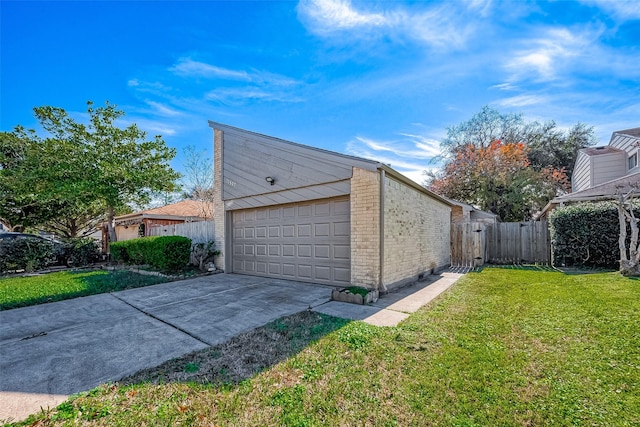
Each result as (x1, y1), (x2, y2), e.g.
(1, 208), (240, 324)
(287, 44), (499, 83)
(350, 167), (381, 289)
(451, 205), (467, 224)
(382, 175), (451, 289)
(213, 129), (226, 271)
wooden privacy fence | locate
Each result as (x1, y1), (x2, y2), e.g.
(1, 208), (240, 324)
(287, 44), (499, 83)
(149, 220), (215, 243)
(451, 221), (551, 267)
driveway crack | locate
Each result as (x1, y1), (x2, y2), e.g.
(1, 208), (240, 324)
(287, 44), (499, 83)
(109, 293), (214, 347)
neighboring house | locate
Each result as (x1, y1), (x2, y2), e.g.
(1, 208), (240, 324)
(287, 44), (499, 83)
(539, 127), (640, 218)
(103, 200), (213, 246)
(209, 121), (453, 292)
(449, 199), (499, 224)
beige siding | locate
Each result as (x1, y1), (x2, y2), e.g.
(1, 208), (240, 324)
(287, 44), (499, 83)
(607, 132), (640, 176)
(382, 175), (450, 290)
(211, 122), (377, 202)
(592, 152), (627, 186)
(224, 180), (350, 211)
(609, 133), (639, 155)
(350, 168), (381, 288)
(115, 225), (140, 241)
(213, 129), (227, 271)
(572, 151), (591, 192)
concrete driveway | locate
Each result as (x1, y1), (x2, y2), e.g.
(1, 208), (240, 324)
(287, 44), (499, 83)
(0, 274), (331, 422)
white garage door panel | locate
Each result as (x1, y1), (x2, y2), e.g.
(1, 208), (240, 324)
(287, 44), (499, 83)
(232, 197), (350, 285)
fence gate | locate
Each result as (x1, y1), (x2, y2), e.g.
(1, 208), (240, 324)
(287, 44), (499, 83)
(451, 221), (550, 267)
(450, 222), (486, 267)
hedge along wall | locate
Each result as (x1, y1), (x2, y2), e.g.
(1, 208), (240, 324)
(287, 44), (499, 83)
(549, 201), (640, 269)
(110, 235), (191, 272)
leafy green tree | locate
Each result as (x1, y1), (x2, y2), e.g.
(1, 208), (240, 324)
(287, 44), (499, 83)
(428, 140), (569, 221)
(0, 102), (180, 240)
(0, 129), (62, 231)
(429, 106), (596, 221)
(440, 106), (596, 181)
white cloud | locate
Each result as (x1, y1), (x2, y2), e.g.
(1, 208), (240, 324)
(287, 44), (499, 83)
(580, 0), (640, 20)
(467, 0), (493, 17)
(505, 27), (601, 82)
(297, 0), (474, 48)
(355, 136), (437, 160)
(145, 100), (183, 117)
(170, 58), (300, 87)
(344, 131), (444, 185)
(491, 82), (519, 91)
(299, 0), (386, 31)
(205, 87), (305, 104)
(495, 94), (547, 108)
(170, 58), (250, 81)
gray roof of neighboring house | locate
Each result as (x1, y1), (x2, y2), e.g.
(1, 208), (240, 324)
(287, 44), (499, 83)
(580, 146), (625, 156)
(615, 127), (640, 138)
(446, 198), (499, 217)
(536, 172), (640, 219)
(553, 171), (640, 204)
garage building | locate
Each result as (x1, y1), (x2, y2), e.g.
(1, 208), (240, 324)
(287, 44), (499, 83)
(209, 122), (452, 292)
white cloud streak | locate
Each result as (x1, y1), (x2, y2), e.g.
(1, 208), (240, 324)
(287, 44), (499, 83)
(580, 0), (640, 20)
(344, 131), (443, 185)
(505, 27), (602, 82)
(495, 94), (548, 108)
(170, 58), (299, 87)
(297, 0), (474, 48)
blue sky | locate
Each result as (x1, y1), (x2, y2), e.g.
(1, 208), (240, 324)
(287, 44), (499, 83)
(2, 0), (639, 184)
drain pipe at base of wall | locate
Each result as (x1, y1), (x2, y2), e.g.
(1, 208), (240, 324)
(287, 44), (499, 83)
(379, 168), (388, 293)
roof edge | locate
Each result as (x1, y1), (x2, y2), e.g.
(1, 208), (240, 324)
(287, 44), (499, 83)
(208, 120), (379, 167)
(379, 164), (454, 207)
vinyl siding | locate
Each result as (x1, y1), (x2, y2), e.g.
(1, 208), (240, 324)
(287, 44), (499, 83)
(572, 151), (591, 192)
(591, 152), (627, 186)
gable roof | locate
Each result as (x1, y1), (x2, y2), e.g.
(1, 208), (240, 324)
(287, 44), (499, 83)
(446, 198), (499, 218)
(115, 200), (213, 222)
(580, 146), (625, 156)
(615, 127), (640, 138)
(552, 171), (640, 204)
(208, 121), (453, 207)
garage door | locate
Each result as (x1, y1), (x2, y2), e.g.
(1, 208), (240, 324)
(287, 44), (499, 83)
(232, 197), (350, 285)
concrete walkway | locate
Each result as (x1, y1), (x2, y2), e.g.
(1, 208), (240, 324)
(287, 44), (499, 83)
(0, 269), (466, 422)
(313, 270), (466, 326)
(0, 274), (330, 423)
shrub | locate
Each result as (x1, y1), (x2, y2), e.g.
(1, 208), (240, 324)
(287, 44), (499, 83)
(155, 236), (192, 271)
(191, 240), (221, 270)
(110, 242), (130, 264)
(0, 238), (57, 273)
(110, 236), (191, 272)
(549, 201), (639, 269)
(60, 238), (102, 266)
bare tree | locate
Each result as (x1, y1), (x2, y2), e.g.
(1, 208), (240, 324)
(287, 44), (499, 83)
(181, 145), (214, 219)
(617, 184), (640, 276)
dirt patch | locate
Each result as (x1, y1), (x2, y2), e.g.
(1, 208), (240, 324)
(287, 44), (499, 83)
(119, 311), (349, 386)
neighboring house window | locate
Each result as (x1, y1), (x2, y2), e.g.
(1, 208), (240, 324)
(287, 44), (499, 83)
(629, 152), (638, 170)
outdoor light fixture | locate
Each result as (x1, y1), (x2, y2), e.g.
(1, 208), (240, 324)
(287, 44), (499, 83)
(265, 176), (275, 185)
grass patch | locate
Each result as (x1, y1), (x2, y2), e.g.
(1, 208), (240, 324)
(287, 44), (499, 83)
(0, 270), (169, 310)
(11, 268), (640, 426)
(120, 311), (349, 387)
(345, 286), (369, 297)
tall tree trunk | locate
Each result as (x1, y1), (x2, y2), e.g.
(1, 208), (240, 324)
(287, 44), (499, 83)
(107, 205), (117, 243)
(618, 193), (628, 264)
(618, 189), (640, 276)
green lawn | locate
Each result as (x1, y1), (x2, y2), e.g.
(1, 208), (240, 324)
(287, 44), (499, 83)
(0, 270), (169, 310)
(12, 268), (640, 426)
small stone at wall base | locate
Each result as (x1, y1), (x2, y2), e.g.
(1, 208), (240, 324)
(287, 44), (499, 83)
(332, 289), (379, 305)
